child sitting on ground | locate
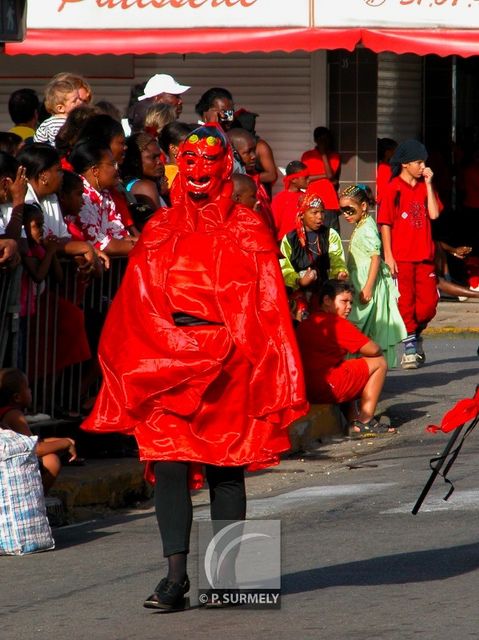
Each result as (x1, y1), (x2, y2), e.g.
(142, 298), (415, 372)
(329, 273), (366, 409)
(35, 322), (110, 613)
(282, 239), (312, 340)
(0, 368), (77, 493)
(34, 77), (82, 146)
(296, 279), (396, 438)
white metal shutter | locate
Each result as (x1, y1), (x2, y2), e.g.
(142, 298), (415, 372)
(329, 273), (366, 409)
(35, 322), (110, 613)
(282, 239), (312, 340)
(0, 52), (326, 181)
(133, 52), (322, 176)
(377, 52), (424, 143)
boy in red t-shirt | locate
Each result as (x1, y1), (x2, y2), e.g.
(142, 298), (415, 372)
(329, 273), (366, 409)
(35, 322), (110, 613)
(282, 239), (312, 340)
(378, 139), (442, 370)
(271, 160), (308, 241)
(296, 279), (395, 437)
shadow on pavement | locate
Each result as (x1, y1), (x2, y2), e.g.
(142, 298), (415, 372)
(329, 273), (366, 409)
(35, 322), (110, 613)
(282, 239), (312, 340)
(416, 354), (479, 367)
(385, 400), (434, 428)
(386, 368), (479, 395)
(52, 509), (153, 550)
(282, 541), (479, 592)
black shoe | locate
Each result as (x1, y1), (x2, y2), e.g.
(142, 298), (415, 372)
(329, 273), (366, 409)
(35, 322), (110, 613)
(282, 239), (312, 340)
(143, 575), (190, 611)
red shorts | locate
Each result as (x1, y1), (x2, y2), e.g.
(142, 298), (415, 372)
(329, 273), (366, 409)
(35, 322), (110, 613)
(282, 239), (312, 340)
(309, 359), (370, 404)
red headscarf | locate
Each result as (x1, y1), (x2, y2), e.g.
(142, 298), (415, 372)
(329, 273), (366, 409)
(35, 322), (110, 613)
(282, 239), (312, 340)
(296, 193), (324, 256)
(283, 168), (309, 191)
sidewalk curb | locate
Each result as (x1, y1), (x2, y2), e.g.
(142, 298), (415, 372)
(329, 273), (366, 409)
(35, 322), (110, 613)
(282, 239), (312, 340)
(49, 434), (401, 523)
(50, 459), (153, 517)
(424, 327), (479, 335)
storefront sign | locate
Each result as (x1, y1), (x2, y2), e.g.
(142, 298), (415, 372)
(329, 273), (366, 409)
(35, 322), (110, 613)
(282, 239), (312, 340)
(315, 0), (479, 29)
(29, 0), (479, 32)
(28, 0), (311, 29)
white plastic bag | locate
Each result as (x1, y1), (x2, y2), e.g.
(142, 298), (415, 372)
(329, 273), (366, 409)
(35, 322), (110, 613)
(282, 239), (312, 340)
(0, 429), (55, 555)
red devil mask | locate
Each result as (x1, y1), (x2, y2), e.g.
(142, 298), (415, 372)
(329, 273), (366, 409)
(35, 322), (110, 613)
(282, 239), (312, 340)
(177, 125), (233, 203)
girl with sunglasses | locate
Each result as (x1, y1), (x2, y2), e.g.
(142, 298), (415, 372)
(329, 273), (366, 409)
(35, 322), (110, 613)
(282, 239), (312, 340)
(339, 184), (406, 367)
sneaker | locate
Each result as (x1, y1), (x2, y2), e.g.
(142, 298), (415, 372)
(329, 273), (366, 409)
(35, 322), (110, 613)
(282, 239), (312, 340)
(416, 339), (426, 366)
(401, 353), (418, 370)
(143, 575), (190, 611)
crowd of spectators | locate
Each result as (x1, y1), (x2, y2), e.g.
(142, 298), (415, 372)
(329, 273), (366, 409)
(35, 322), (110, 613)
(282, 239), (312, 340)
(1, 69), (479, 489)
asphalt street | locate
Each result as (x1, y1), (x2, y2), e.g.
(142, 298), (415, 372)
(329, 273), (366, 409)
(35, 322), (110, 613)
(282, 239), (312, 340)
(3, 335), (479, 640)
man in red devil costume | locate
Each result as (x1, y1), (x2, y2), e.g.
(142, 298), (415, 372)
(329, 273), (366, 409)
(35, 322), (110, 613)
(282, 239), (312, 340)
(82, 125), (308, 610)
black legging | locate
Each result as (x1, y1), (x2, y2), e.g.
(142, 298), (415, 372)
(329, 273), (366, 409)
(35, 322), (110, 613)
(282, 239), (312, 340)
(154, 461), (246, 557)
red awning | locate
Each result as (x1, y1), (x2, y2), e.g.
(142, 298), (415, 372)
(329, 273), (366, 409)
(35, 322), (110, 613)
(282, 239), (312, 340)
(362, 29), (479, 58)
(5, 27), (479, 58)
(4, 27), (361, 56)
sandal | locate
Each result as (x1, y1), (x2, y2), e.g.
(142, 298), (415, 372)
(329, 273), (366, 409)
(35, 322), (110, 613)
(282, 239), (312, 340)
(348, 418), (397, 439)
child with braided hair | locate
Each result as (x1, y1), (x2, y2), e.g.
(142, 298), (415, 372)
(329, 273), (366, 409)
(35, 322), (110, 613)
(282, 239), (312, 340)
(340, 184), (406, 368)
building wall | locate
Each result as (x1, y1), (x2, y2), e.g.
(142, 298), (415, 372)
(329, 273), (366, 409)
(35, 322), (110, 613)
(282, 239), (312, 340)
(328, 48), (378, 237)
(377, 52), (424, 143)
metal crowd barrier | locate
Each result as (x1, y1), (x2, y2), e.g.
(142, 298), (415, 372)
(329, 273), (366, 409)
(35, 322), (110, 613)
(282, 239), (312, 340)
(0, 265), (21, 370)
(0, 257), (127, 419)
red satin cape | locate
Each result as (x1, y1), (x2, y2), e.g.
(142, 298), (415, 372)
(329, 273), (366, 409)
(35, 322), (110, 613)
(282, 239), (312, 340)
(82, 189), (308, 487)
(426, 386), (479, 435)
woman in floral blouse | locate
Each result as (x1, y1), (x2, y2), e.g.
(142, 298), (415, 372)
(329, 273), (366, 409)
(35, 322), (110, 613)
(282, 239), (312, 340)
(68, 140), (136, 256)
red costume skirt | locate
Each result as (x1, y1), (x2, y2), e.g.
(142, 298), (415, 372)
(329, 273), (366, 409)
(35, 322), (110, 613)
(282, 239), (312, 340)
(123, 325), (292, 487)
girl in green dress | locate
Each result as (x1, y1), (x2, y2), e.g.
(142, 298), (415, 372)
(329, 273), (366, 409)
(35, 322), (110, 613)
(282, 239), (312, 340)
(340, 184), (406, 367)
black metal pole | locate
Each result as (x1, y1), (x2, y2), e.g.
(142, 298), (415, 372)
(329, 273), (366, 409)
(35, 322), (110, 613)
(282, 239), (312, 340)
(412, 425), (464, 515)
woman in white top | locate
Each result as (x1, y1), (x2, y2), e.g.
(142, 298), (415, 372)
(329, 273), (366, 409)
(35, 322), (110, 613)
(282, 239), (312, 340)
(17, 143), (68, 238)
